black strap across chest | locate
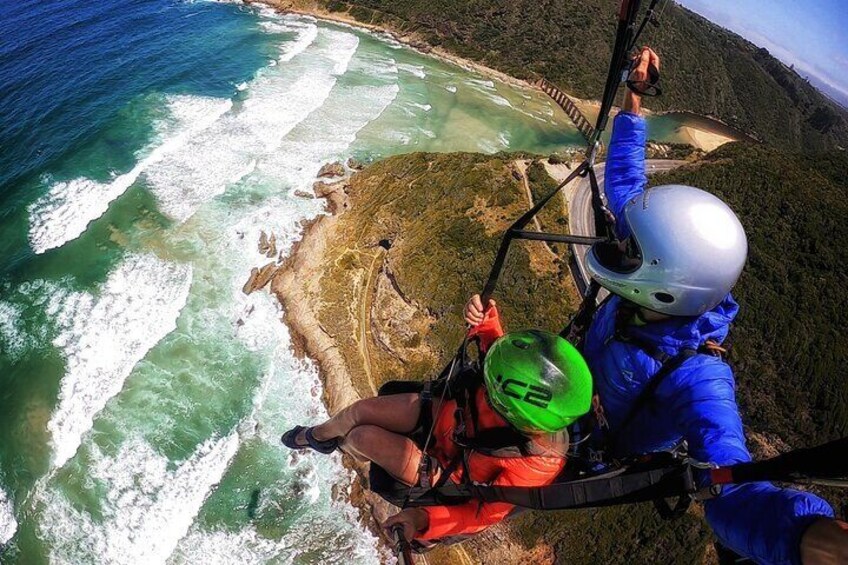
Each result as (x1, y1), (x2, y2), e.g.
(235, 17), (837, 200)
(601, 304), (723, 452)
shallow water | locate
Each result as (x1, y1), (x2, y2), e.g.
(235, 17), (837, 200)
(0, 1), (691, 562)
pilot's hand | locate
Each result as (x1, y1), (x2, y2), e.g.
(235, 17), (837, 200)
(624, 46), (660, 114)
(383, 508), (429, 542)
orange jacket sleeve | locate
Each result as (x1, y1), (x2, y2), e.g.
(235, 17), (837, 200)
(417, 455), (565, 540)
(466, 304), (504, 353)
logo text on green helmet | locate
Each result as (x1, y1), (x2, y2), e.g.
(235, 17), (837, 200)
(495, 374), (553, 409)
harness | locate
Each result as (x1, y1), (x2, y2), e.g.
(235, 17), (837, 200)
(371, 339), (568, 510)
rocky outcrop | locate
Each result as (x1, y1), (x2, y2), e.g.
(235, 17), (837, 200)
(317, 161), (345, 178)
(312, 180), (349, 215)
(242, 261), (278, 294)
(347, 157), (365, 170)
(294, 189), (315, 199)
(257, 231), (277, 258)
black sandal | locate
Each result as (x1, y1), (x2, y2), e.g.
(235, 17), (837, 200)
(280, 425), (339, 454)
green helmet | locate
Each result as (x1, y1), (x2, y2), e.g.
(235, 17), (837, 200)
(483, 330), (593, 433)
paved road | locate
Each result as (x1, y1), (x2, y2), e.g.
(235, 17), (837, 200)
(567, 159), (686, 295)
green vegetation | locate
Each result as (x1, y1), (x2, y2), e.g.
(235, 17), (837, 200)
(317, 0), (848, 151)
(652, 143), (848, 447)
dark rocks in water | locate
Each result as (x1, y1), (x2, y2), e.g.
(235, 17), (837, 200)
(258, 230), (277, 258)
(267, 233), (277, 258)
(347, 157), (365, 170)
(242, 262), (278, 294)
(258, 230), (269, 255)
(294, 190), (315, 199)
(247, 488), (261, 519)
(317, 161), (345, 178)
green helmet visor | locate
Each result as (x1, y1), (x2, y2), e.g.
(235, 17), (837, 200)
(483, 330), (593, 433)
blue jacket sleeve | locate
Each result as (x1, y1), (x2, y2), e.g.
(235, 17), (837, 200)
(604, 112), (647, 239)
(668, 363), (834, 565)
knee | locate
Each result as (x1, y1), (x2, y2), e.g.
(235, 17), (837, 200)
(343, 424), (380, 452)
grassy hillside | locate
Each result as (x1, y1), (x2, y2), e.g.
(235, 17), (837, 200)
(317, 0), (848, 151)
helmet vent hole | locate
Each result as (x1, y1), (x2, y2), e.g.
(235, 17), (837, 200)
(512, 339), (530, 350)
(632, 288), (640, 294)
(654, 292), (675, 304)
(650, 259), (660, 266)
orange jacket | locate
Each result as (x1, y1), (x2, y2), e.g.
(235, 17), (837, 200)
(418, 306), (567, 540)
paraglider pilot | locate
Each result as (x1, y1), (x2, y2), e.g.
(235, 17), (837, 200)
(467, 46), (848, 565)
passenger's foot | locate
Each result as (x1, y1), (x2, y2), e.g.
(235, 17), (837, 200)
(280, 425), (339, 454)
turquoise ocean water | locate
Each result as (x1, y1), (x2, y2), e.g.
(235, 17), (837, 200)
(0, 1), (690, 562)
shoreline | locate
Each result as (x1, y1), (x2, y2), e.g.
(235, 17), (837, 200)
(254, 0), (533, 90)
(268, 180), (400, 547)
(255, 0), (745, 152)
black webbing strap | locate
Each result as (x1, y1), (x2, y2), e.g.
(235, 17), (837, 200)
(605, 347), (697, 452)
(625, 0), (664, 54)
(480, 161), (589, 304)
(480, 0), (665, 305)
(590, 0), (644, 146)
(560, 281), (609, 346)
(587, 165), (615, 240)
(404, 457), (696, 510)
(711, 436), (848, 488)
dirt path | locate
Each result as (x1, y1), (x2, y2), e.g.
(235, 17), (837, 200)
(513, 159), (560, 261)
(356, 247), (384, 397)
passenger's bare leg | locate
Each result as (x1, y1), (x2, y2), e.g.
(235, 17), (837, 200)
(343, 424), (426, 485)
(302, 393), (421, 443)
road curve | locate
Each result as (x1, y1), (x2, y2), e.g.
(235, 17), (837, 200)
(567, 159), (687, 294)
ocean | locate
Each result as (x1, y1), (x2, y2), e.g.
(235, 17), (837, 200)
(0, 0), (586, 561)
(0, 0), (685, 562)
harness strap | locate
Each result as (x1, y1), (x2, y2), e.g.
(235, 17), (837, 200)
(604, 348), (696, 452)
(403, 456), (697, 510)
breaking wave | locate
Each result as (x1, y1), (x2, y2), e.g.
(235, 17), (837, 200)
(146, 28), (360, 223)
(40, 433), (239, 564)
(47, 254), (192, 468)
(28, 96), (232, 254)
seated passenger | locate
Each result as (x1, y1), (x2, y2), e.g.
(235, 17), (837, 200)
(281, 304), (592, 544)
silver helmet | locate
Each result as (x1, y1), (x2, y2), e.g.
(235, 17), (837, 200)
(585, 184), (747, 316)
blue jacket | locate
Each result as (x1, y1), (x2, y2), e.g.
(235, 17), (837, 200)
(582, 112), (833, 565)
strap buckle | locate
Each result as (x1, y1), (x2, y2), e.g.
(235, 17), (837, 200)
(417, 454), (432, 490)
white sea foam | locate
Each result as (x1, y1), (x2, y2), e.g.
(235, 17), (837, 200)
(0, 487), (16, 546)
(409, 102), (432, 112)
(256, 75), (398, 189)
(147, 29), (360, 223)
(445, 84), (457, 93)
(484, 92), (512, 107)
(47, 254), (192, 468)
(278, 23), (318, 62)
(0, 301), (26, 362)
(397, 62), (426, 78)
(28, 96), (232, 254)
(163, 47), (401, 563)
(41, 433), (239, 564)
